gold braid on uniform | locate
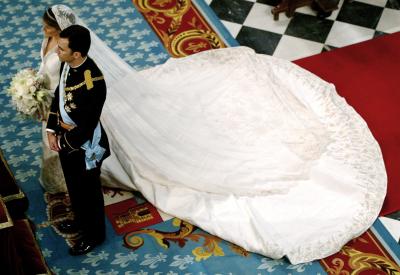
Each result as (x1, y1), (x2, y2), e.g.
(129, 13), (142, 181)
(64, 70), (104, 92)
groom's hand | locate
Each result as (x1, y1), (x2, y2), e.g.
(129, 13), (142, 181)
(47, 132), (61, 152)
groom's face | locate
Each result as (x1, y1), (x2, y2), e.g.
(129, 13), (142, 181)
(57, 38), (75, 63)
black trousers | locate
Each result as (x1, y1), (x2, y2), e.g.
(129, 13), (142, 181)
(59, 149), (105, 243)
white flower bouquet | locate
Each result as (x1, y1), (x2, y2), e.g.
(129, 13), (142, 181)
(7, 68), (53, 121)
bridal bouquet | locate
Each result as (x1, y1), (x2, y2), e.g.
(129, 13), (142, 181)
(7, 68), (52, 121)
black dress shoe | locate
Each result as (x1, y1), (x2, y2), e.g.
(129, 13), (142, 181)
(57, 220), (79, 234)
(69, 239), (103, 256)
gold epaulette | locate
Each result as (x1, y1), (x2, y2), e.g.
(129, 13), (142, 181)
(65, 70), (104, 92)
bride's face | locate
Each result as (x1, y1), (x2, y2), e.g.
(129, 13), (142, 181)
(42, 21), (59, 38)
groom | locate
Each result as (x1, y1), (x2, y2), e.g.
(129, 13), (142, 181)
(46, 25), (110, 256)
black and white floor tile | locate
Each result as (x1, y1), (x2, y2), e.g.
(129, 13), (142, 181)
(206, 0), (400, 60)
(205, 0), (400, 243)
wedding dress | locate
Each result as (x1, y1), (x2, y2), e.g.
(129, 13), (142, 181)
(38, 37), (67, 194)
(53, 5), (386, 264)
(38, 6), (81, 194)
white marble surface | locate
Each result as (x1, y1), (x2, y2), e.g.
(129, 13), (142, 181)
(243, 3), (291, 34)
(377, 8), (400, 33)
(221, 20), (243, 38)
(273, 35), (323, 60)
(380, 216), (400, 242)
(325, 21), (375, 47)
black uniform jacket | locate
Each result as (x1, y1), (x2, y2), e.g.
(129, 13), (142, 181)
(47, 57), (110, 161)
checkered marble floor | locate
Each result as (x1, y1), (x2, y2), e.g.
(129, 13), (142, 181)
(205, 0), (400, 60)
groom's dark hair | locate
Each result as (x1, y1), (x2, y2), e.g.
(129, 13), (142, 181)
(60, 25), (91, 57)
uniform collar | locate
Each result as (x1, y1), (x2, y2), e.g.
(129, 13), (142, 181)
(69, 57), (89, 73)
(70, 56), (88, 69)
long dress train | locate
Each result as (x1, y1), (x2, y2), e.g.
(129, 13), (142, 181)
(48, 5), (386, 264)
(99, 46), (386, 264)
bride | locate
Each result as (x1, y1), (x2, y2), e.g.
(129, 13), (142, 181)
(48, 5), (386, 264)
(38, 7), (76, 194)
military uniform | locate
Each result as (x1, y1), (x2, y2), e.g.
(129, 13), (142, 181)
(47, 57), (110, 244)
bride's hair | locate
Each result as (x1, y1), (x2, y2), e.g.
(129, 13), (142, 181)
(43, 8), (60, 30)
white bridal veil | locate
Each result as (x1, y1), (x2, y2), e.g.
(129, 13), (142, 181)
(52, 5), (387, 264)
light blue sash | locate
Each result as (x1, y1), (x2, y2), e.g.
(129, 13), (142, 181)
(59, 63), (105, 170)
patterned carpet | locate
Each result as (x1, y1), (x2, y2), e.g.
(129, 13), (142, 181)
(131, 0), (237, 57)
(0, 0), (399, 274)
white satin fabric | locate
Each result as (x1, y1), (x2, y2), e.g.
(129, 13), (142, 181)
(50, 6), (386, 264)
(99, 47), (386, 264)
(38, 38), (68, 194)
(38, 38), (61, 91)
